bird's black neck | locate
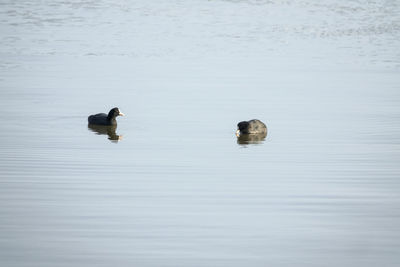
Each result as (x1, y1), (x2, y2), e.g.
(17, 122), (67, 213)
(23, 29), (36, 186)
(107, 117), (117, 125)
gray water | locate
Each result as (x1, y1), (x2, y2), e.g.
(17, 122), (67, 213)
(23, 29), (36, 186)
(1, 1), (400, 266)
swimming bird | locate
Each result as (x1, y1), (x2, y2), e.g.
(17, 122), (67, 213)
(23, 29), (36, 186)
(236, 119), (267, 136)
(88, 107), (124, 126)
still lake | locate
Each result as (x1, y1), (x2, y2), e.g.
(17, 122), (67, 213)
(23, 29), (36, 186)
(1, 0), (400, 266)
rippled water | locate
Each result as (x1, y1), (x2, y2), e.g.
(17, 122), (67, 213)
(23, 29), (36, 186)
(1, 1), (400, 266)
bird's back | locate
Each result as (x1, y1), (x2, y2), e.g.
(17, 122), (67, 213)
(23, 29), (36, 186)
(248, 119), (267, 134)
(88, 113), (109, 125)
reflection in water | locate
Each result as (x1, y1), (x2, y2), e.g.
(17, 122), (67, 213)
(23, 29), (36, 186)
(88, 124), (122, 142)
(237, 132), (267, 145)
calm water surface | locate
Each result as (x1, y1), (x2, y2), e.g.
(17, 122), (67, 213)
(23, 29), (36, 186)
(1, 1), (400, 266)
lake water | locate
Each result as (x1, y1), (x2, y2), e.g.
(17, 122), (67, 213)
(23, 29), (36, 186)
(1, 0), (400, 266)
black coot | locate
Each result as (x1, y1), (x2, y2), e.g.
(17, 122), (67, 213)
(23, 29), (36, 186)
(236, 119), (267, 135)
(88, 107), (124, 126)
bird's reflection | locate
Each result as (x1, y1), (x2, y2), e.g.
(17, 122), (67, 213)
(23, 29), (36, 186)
(88, 124), (122, 142)
(237, 132), (267, 145)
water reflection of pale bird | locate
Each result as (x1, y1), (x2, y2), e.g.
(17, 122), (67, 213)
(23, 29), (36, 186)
(237, 132), (267, 145)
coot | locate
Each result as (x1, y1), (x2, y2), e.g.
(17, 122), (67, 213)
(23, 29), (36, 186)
(88, 107), (124, 126)
(236, 119), (267, 136)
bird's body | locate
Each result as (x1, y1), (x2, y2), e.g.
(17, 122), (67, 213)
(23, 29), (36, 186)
(236, 119), (267, 135)
(88, 107), (124, 126)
